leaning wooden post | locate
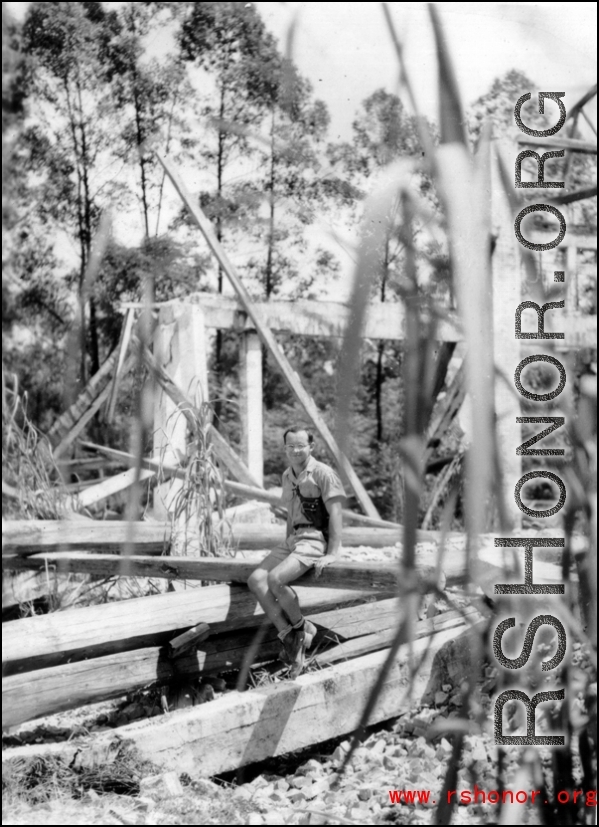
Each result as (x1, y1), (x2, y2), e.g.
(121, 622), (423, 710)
(153, 302), (208, 526)
(491, 139), (522, 530)
(239, 331), (263, 486)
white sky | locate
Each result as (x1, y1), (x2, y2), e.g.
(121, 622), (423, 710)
(253, 2), (597, 140)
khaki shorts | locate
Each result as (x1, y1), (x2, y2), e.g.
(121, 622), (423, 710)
(262, 527), (327, 569)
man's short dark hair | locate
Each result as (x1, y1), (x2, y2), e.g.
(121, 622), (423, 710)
(283, 425), (314, 445)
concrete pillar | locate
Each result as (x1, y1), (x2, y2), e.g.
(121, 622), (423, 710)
(153, 302), (208, 521)
(239, 331), (263, 487)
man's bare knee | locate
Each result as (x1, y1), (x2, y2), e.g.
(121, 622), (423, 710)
(266, 570), (282, 594)
(248, 570), (266, 593)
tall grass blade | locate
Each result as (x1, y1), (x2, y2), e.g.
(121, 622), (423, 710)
(427, 4), (467, 146)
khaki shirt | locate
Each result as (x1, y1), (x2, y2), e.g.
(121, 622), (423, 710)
(281, 457), (345, 528)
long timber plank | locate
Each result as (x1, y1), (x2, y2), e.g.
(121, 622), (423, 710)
(2, 584), (383, 673)
(2, 520), (171, 556)
(2, 606), (476, 728)
(149, 293), (596, 348)
(6, 553), (438, 593)
(0, 626), (466, 773)
(2, 521), (403, 556)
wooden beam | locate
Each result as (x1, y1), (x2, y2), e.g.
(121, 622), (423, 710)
(47, 348), (119, 442)
(2, 517), (452, 560)
(314, 606), (479, 665)
(53, 354), (136, 460)
(1, 520), (411, 557)
(2, 583), (385, 672)
(52, 382), (112, 461)
(2, 606), (476, 728)
(2, 520), (170, 556)
(6, 552), (440, 593)
(548, 185), (598, 205)
(526, 231), (597, 251)
(422, 452), (463, 530)
(423, 362), (465, 466)
(566, 84), (597, 120)
(157, 154), (381, 520)
(169, 623), (210, 656)
(209, 427), (263, 489)
(106, 307), (136, 423)
(516, 134), (597, 155)
(7, 625), (464, 775)
(130, 292), (597, 347)
(185, 293), (462, 342)
(1, 599), (403, 726)
(76, 467), (156, 510)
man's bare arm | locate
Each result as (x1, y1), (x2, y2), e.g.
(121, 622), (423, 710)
(314, 496), (343, 577)
(325, 497), (343, 555)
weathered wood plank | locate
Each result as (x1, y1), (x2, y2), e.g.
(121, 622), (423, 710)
(516, 134), (597, 155)
(1, 599), (399, 725)
(1, 606), (475, 728)
(526, 231), (597, 251)
(424, 362), (465, 465)
(314, 606), (479, 665)
(157, 154), (381, 519)
(47, 348), (120, 442)
(2, 521), (404, 556)
(6, 552), (439, 593)
(189, 292), (462, 342)
(129, 292), (597, 346)
(3, 625), (463, 774)
(53, 354), (137, 460)
(76, 468), (156, 509)
(169, 622), (210, 656)
(2, 583), (383, 672)
(2, 520), (171, 556)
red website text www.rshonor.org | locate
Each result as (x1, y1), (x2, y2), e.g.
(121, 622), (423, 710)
(388, 787), (597, 807)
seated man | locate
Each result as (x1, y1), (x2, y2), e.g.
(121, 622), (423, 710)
(247, 425), (345, 678)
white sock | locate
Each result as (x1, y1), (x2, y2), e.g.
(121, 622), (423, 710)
(277, 625), (293, 642)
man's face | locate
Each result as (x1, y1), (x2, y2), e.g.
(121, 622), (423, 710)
(284, 430), (313, 465)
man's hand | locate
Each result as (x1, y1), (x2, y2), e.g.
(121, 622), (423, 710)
(313, 550), (341, 579)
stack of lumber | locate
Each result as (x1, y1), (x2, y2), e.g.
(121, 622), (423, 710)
(0, 515), (492, 777)
(2, 517), (477, 735)
(2, 580), (478, 729)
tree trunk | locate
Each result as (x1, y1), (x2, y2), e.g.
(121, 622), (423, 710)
(64, 79), (88, 387)
(374, 239), (390, 442)
(265, 108), (276, 299)
(213, 87), (226, 429)
(375, 341), (385, 441)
